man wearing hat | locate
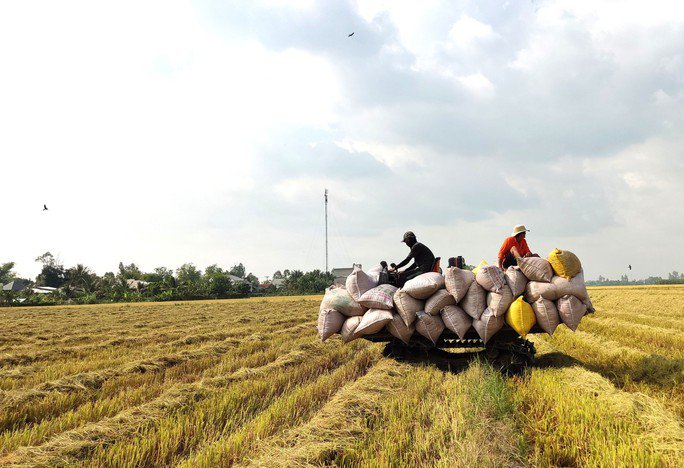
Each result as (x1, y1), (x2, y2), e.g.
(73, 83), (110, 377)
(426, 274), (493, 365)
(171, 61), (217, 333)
(498, 225), (536, 270)
(389, 231), (436, 286)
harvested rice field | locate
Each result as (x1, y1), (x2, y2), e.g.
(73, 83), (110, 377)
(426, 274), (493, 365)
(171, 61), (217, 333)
(0, 286), (682, 466)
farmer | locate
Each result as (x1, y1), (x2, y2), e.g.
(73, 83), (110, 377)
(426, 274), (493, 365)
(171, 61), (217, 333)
(498, 225), (538, 269)
(389, 231), (436, 286)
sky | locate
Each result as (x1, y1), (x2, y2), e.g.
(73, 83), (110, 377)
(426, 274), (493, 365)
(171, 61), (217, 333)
(1, 0), (682, 282)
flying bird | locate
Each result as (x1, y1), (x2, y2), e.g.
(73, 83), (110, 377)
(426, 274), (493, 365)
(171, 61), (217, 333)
(43, 204), (48, 211)
(628, 265), (632, 270)
(348, 32), (354, 37)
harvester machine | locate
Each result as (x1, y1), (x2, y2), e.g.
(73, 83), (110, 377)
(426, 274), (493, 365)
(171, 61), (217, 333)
(369, 255), (537, 375)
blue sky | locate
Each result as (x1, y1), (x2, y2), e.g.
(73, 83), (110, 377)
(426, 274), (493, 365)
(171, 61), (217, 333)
(1, 0), (682, 281)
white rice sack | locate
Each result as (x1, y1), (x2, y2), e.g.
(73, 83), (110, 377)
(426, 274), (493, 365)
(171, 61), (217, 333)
(486, 285), (514, 317)
(551, 276), (586, 301)
(557, 294), (587, 331)
(394, 289), (424, 327)
(551, 270), (595, 313)
(340, 316), (363, 343)
(403, 272), (445, 300)
(440, 304), (472, 339)
(460, 280), (487, 320)
(415, 311), (445, 345)
(320, 286), (366, 317)
(317, 309), (345, 342)
(472, 308), (504, 344)
(358, 284), (398, 310)
(355, 309), (394, 336)
(476, 265), (507, 293)
(425, 289), (456, 315)
(504, 266), (528, 297)
(531, 298), (560, 336)
(517, 257), (554, 282)
(524, 281), (560, 303)
(444, 267), (475, 302)
(365, 264), (384, 285)
(346, 265), (377, 302)
(386, 313), (415, 344)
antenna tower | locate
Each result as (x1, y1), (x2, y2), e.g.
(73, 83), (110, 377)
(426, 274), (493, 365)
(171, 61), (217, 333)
(324, 189), (329, 273)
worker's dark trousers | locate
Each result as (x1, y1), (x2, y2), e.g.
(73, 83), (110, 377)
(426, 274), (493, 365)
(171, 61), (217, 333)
(503, 253), (517, 269)
(397, 268), (424, 287)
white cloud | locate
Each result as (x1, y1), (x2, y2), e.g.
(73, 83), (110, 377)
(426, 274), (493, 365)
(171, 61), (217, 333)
(653, 89), (684, 106)
(448, 14), (498, 46)
(335, 139), (425, 168)
(455, 73), (496, 99)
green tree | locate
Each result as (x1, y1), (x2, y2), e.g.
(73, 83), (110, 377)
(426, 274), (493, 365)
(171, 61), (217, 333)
(141, 267), (176, 299)
(177, 263), (202, 284)
(35, 252), (66, 287)
(118, 262), (142, 280)
(284, 269), (333, 294)
(0, 262), (16, 285)
(273, 270), (283, 279)
(176, 263), (205, 299)
(204, 265), (232, 298)
(66, 264), (100, 295)
(245, 272), (259, 287)
(229, 263), (246, 278)
(143, 267), (174, 284)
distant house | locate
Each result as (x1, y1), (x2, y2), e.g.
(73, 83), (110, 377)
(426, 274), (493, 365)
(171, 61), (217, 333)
(2, 280), (29, 293)
(126, 279), (149, 291)
(228, 275), (254, 292)
(32, 286), (56, 295)
(259, 278), (286, 291)
(2, 280), (29, 304)
(228, 275), (247, 284)
(331, 264), (361, 286)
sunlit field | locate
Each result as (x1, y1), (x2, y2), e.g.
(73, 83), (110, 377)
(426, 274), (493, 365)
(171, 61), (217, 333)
(0, 287), (682, 466)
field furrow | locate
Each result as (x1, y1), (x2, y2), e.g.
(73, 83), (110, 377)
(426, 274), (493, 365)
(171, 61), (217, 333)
(535, 329), (684, 417)
(514, 364), (683, 466)
(0, 325), (321, 436)
(578, 316), (684, 356)
(84, 343), (374, 467)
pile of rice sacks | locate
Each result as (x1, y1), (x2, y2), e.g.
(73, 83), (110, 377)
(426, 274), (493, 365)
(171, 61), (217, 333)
(318, 249), (594, 344)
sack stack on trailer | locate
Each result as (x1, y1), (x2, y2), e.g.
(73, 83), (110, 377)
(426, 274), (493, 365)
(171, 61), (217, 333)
(318, 249), (594, 350)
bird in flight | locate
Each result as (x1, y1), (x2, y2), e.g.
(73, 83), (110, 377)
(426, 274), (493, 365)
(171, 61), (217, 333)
(348, 32), (354, 37)
(43, 204), (48, 211)
(628, 265), (632, 270)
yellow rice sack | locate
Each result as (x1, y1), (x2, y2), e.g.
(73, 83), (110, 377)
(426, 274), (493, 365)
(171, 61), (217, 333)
(548, 248), (582, 280)
(472, 260), (488, 277)
(505, 296), (536, 338)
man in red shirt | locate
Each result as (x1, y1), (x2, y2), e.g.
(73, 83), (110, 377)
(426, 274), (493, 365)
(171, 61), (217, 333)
(498, 225), (536, 269)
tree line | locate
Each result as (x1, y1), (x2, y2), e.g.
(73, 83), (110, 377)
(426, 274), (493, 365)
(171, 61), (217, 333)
(0, 252), (334, 306)
(585, 271), (684, 286)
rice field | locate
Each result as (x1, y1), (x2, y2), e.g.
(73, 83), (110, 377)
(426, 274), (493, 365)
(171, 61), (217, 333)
(0, 286), (682, 466)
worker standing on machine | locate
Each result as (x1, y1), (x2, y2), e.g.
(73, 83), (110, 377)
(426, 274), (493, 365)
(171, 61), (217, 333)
(498, 224), (538, 269)
(389, 231), (436, 286)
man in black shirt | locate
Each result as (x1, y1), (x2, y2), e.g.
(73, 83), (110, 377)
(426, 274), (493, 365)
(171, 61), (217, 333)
(389, 231), (436, 286)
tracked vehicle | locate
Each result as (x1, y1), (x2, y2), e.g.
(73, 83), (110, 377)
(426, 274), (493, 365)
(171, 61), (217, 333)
(362, 324), (537, 375)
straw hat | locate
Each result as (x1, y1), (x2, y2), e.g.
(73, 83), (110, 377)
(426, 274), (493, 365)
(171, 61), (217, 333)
(511, 225), (530, 236)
